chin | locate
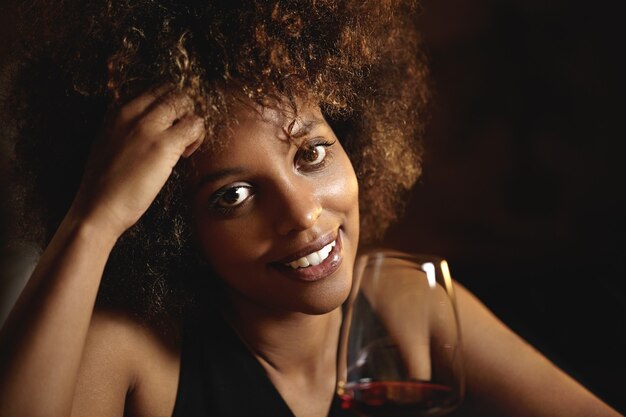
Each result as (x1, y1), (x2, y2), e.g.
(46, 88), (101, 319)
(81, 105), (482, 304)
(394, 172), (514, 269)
(295, 264), (353, 315)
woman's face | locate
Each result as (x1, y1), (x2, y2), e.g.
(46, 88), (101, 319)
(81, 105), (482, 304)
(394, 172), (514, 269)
(188, 99), (359, 315)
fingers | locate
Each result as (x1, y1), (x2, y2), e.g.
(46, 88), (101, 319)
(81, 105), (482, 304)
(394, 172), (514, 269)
(117, 85), (173, 124)
(363, 267), (435, 382)
(113, 87), (206, 158)
(169, 114), (206, 158)
(405, 336), (432, 381)
(142, 93), (196, 131)
(118, 86), (195, 131)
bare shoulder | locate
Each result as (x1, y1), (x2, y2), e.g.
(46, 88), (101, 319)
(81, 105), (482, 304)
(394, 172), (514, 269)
(452, 282), (622, 417)
(70, 309), (181, 417)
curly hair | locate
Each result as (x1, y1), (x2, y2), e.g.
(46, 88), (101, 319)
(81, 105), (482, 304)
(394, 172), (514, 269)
(3, 0), (429, 320)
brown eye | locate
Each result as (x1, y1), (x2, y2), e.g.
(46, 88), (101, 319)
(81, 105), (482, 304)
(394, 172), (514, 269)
(299, 144), (326, 166)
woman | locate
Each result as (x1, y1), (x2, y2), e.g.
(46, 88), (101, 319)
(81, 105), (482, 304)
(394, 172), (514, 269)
(0, 1), (621, 416)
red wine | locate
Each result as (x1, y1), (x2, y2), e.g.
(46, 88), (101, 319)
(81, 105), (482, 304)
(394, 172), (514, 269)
(339, 380), (455, 417)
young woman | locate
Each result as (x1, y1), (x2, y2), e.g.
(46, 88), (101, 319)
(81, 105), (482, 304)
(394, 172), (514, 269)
(0, 1), (621, 416)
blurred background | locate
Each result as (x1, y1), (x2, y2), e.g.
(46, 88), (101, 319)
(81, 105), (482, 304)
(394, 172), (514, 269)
(1, 0), (624, 413)
(384, 0), (626, 412)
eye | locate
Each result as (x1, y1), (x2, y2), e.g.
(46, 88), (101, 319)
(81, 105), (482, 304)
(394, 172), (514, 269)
(301, 145), (325, 165)
(209, 183), (253, 214)
(295, 139), (335, 171)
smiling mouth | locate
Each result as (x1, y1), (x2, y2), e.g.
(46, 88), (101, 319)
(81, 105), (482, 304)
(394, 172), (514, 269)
(285, 239), (337, 269)
(273, 232), (343, 282)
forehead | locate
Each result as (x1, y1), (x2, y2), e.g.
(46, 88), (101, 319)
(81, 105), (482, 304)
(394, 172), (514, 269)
(233, 98), (325, 138)
(232, 102), (292, 143)
(187, 98), (328, 178)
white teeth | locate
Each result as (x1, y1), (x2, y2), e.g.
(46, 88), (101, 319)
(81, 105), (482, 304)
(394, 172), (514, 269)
(287, 240), (336, 269)
(307, 252), (321, 266)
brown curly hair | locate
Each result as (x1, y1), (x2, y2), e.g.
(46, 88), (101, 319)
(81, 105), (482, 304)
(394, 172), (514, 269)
(3, 0), (429, 320)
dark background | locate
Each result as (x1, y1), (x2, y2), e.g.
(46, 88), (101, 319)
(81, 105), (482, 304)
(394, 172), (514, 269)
(384, 0), (626, 412)
(1, 0), (625, 413)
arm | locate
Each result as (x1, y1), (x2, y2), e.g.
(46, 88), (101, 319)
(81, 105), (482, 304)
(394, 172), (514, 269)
(0, 89), (204, 417)
(453, 283), (623, 417)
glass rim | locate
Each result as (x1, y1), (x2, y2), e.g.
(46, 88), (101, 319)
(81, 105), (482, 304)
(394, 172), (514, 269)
(357, 248), (446, 267)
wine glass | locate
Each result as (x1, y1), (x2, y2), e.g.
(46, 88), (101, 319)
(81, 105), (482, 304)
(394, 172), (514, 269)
(337, 250), (464, 417)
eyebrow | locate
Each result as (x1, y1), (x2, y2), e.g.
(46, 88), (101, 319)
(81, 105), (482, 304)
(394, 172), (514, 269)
(194, 167), (248, 191)
(288, 117), (323, 139)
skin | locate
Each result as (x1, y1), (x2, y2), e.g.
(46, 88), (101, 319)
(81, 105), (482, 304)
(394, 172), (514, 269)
(357, 256), (456, 381)
(187, 99), (360, 417)
(0, 89), (622, 417)
(0, 88), (205, 417)
(189, 101), (359, 315)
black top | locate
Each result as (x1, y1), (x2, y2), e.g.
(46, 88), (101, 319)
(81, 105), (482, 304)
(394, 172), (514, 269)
(170, 306), (351, 417)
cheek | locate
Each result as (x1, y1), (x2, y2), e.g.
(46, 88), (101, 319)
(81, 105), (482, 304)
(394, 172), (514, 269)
(322, 153), (360, 256)
(326, 153), (359, 220)
(197, 222), (267, 267)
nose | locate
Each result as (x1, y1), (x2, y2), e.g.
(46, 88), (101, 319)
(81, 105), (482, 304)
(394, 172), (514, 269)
(273, 176), (323, 236)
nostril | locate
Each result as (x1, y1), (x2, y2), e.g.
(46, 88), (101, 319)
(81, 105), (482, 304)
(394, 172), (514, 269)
(275, 199), (322, 236)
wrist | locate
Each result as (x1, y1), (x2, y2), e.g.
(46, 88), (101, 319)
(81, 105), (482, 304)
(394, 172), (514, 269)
(63, 204), (126, 250)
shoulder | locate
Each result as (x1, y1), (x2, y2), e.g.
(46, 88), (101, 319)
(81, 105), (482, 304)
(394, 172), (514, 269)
(71, 308), (182, 417)
(87, 308), (182, 374)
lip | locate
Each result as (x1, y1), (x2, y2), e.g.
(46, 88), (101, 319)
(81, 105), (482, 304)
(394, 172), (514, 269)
(271, 230), (343, 282)
(276, 230), (339, 264)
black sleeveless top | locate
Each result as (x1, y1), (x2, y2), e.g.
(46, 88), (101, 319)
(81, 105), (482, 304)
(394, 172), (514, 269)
(170, 307), (351, 417)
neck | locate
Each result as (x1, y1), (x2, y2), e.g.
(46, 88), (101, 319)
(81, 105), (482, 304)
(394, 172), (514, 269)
(219, 290), (343, 417)
(221, 292), (342, 378)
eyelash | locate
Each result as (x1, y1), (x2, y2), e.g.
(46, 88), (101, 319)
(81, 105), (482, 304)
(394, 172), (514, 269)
(208, 184), (253, 216)
(295, 138), (336, 172)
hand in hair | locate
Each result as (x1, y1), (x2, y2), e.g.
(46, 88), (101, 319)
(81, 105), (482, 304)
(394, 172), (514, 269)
(71, 88), (205, 239)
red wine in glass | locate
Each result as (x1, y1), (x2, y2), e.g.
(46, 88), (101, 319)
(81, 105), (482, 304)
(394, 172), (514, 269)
(340, 380), (455, 417)
(337, 251), (465, 417)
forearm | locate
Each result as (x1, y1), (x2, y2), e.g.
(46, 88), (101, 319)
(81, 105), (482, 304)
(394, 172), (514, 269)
(455, 283), (623, 417)
(0, 210), (119, 417)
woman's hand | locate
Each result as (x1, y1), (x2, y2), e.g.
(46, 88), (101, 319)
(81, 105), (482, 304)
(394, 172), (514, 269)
(71, 88), (205, 238)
